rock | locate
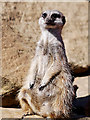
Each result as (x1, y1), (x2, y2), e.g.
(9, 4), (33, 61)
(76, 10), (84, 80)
(0, 107), (90, 120)
(70, 65), (90, 77)
(1, 2), (88, 107)
(0, 107), (24, 119)
(24, 115), (43, 119)
(0, 107), (42, 119)
(73, 76), (88, 97)
(0, 87), (20, 107)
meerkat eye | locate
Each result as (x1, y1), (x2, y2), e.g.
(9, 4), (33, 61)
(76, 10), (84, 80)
(42, 13), (47, 18)
(51, 13), (61, 19)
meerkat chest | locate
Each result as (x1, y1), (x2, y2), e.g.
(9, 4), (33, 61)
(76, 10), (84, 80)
(38, 40), (55, 55)
(36, 42), (53, 76)
(38, 43), (54, 65)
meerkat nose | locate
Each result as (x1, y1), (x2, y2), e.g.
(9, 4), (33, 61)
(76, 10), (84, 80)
(46, 19), (54, 24)
(47, 19), (52, 23)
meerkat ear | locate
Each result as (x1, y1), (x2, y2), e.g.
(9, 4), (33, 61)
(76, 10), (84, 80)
(62, 16), (66, 25)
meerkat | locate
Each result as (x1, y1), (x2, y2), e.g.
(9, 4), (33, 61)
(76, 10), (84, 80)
(18, 10), (74, 119)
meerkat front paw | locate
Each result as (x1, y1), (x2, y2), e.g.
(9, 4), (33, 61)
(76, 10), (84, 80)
(39, 84), (47, 91)
(39, 78), (49, 91)
(39, 85), (44, 91)
(29, 82), (35, 89)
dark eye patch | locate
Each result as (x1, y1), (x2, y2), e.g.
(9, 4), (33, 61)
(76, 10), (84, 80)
(62, 16), (66, 25)
(51, 13), (61, 19)
(42, 13), (47, 18)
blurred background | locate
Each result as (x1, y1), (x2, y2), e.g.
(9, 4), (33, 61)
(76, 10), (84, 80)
(0, 1), (90, 119)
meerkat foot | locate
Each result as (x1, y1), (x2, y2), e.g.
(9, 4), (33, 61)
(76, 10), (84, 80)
(21, 112), (29, 119)
(21, 112), (33, 119)
(21, 111), (36, 119)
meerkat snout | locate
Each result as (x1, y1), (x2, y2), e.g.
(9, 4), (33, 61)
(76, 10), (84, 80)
(39, 10), (66, 29)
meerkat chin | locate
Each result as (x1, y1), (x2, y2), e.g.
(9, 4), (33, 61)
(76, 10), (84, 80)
(18, 10), (74, 119)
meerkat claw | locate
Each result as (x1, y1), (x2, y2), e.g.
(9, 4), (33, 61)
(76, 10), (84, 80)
(21, 112), (33, 119)
(29, 83), (34, 89)
(39, 85), (45, 91)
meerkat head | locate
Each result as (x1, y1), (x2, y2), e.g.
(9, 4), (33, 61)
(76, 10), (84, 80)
(39, 10), (66, 30)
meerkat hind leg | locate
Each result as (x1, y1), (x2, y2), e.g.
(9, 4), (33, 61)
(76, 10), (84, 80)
(18, 88), (34, 116)
(20, 98), (34, 119)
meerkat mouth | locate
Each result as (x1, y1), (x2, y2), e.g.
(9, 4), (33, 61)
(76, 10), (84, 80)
(46, 22), (56, 26)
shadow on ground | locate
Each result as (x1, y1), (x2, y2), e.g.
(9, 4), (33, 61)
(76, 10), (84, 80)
(72, 95), (90, 119)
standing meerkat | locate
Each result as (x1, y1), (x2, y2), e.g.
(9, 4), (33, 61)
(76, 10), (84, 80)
(18, 10), (74, 119)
